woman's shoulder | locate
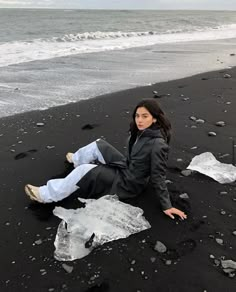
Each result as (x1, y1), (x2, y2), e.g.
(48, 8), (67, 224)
(152, 136), (169, 151)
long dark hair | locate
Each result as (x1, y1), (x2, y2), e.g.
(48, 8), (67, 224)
(130, 99), (172, 144)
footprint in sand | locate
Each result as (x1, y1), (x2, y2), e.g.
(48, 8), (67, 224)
(81, 123), (100, 130)
(177, 239), (197, 256)
(14, 149), (38, 160)
(161, 239), (197, 261)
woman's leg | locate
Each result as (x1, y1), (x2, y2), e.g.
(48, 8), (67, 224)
(71, 139), (125, 167)
(39, 164), (97, 203)
(71, 140), (106, 167)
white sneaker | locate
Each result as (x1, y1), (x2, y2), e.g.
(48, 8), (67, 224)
(66, 152), (73, 163)
(25, 184), (44, 203)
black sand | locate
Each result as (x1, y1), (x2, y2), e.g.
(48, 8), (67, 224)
(0, 67), (236, 292)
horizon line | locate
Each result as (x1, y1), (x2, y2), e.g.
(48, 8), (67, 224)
(0, 7), (236, 11)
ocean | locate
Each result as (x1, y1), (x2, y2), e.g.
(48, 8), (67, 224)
(1, 9), (236, 118)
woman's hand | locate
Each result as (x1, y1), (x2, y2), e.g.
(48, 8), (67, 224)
(163, 207), (187, 220)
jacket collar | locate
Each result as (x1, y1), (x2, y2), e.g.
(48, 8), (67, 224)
(129, 128), (164, 157)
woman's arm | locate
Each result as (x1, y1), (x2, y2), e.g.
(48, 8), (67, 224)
(150, 139), (187, 220)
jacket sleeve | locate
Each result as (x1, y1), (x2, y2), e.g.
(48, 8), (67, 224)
(150, 138), (172, 210)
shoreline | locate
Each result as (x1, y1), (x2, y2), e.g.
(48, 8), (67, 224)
(1, 37), (236, 119)
(0, 65), (236, 291)
(0, 61), (235, 123)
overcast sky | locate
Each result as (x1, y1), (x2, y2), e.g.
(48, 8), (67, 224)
(0, 0), (236, 10)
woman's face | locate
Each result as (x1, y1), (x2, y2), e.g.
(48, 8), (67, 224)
(135, 106), (157, 130)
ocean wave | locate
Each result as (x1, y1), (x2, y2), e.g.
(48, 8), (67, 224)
(48, 24), (236, 43)
(1, 24), (236, 67)
(53, 31), (158, 42)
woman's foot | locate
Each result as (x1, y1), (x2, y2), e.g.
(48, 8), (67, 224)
(25, 184), (44, 203)
(66, 152), (73, 163)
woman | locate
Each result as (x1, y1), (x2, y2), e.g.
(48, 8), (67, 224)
(25, 99), (187, 220)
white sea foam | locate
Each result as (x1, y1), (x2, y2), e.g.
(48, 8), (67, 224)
(1, 24), (236, 67)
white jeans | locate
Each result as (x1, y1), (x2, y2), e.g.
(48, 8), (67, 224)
(39, 140), (105, 203)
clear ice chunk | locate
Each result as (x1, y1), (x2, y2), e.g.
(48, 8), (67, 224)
(187, 152), (236, 184)
(53, 195), (151, 261)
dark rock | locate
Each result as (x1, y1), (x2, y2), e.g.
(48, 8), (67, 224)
(196, 119), (205, 124)
(219, 191), (228, 195)
(221, 259), (236, 270)
(154, 241), (167, 253)
(179, 193), (189, 199)
(223, 74), (231, 78)
(181, 169), (192, 177)
(215, 238), (223, 245)
(36, 123), (45, 127)
(215, 121), (226, 127)
(62, 263), (74, 273)
(208, 132), (216, 137)
(46, 145), (55, 149)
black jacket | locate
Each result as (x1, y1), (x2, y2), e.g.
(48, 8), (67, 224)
(77, 128), (172, 211)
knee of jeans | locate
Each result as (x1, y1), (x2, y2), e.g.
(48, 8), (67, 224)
(77, 164), (96, 177)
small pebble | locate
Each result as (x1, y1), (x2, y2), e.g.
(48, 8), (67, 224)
(36, 123), (45, 127)
(179, 193), (189, 199)
(232, 231), (236, 236)
(215, 238), (224, 245)
(214, 259), (221, 266)
(46, 145), (55, 149)
(208, 132), (216, 137)
(196, 119), (205, 124)
(223, 74), (231, 78)
(215, 121), (225, 127)
(154, 241), (167, 253)
(181, 169), (192, 177)
(150, 257), (156, 263)
(189, 116), (197, 121)
(221, 259), (236, 270)
(165, 179), (172, 184)
(219, 191), (228, 195)
(219, 153), (229, 158)
(34, 239), (43, 245)
(62, 263), (73, 273)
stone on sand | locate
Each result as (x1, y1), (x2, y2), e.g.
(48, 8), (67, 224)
(154, 241), (167, 253)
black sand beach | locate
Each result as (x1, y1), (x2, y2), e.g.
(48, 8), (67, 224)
(0, 66), (236, 292)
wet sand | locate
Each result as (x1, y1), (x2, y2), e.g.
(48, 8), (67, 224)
(0, 66), (236, 292)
